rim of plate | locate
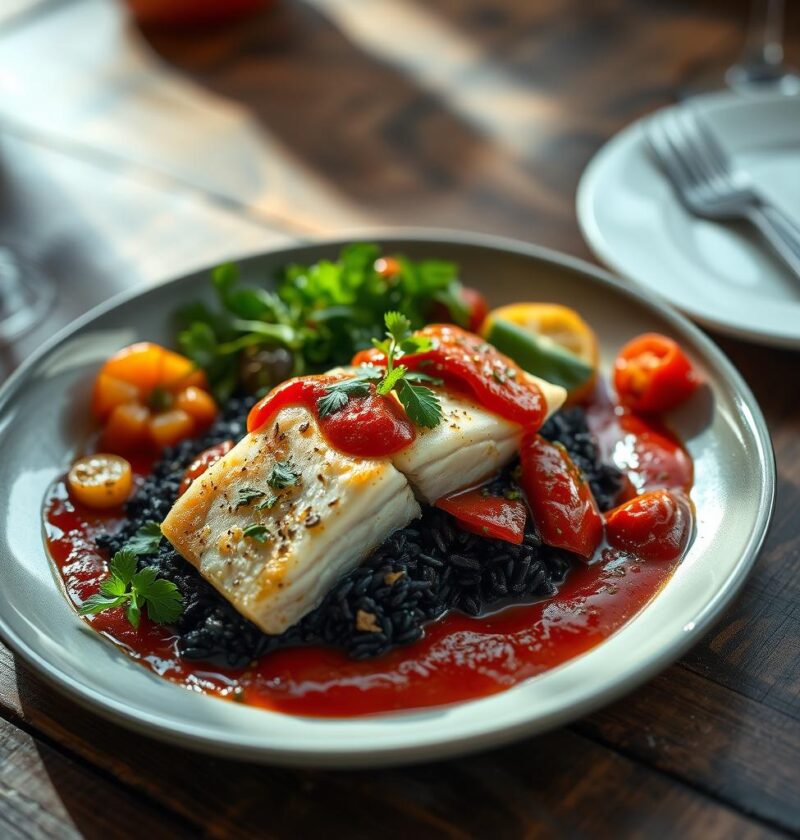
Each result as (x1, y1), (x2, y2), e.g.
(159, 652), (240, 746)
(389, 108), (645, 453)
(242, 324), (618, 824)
(576, 91), (800, 349)
(0, 230), (776, 766)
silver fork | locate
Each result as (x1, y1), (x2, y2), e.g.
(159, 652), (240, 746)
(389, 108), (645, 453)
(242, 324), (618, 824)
(645, 106), (800, 281)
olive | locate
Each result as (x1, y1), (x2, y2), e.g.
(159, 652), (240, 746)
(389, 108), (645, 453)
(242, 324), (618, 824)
(238, 345), (295, 393)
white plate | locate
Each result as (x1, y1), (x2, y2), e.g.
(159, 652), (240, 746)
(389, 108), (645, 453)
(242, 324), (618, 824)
(0, 233), (774, 767)
(577, 92), (800, 348)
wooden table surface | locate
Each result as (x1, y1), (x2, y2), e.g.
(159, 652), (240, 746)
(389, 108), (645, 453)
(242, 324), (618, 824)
(0, 0), (798, 837)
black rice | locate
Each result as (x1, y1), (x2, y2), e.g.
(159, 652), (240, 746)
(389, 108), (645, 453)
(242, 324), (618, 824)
(98, 398), (624, 668)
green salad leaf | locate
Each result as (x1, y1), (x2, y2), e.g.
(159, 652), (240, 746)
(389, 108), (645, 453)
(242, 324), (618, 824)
(176, 244), (464, 399)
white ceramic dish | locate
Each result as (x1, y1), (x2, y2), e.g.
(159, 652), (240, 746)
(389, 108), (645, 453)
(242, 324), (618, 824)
(0, 233), (774, 767)
(577, 91), (800, 348)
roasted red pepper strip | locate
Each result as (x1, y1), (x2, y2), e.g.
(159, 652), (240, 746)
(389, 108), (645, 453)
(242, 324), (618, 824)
(353, 324), (547, 430)
(436, 489), (527, 545)
(605, 489), (692, 562)
(520, 433), (604, 560)
(614, 333), (699, 414)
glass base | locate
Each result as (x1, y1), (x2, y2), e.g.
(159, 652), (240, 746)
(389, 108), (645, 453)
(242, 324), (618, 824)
(0, 249), (55, 344)
(725, 61), (800, 95)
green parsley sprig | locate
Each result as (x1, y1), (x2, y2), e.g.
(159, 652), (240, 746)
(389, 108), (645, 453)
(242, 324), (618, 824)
(79, 521), (182, 629)
(79, 548), (183, 629)
(315, 312), (443, 429)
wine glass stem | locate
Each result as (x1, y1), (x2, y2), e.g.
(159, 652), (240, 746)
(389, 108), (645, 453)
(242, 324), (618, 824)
(747, 0), (784, 68)
(727, 0), (799, 90)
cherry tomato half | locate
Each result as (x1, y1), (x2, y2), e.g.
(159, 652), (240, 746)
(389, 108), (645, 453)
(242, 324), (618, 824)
(614, 333), (699, 414)
(605, 489), (692, 562)
(353, 324), (548, 430)
(179, 440), (234, 495)
(436, 489), (527, 545)
(430, 287), (489, 333)
(460, 287), (490, 332)
(68, 454), (133, 510)
(520, 434), (604, 560)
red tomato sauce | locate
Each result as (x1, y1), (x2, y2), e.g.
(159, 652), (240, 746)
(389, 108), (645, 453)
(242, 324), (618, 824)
(43, 383), (693, 716)
(44, 485), (679, 715)
(586, 385), (693, 494)
(247, 375), (415, 457)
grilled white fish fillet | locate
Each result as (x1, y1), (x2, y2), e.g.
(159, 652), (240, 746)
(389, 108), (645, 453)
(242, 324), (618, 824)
(390, 374), (566, 503)
(161, 406), (420, 635)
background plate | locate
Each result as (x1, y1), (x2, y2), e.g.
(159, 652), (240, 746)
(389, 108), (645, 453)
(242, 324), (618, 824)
(0, 233), (774, 767)
(577, 92), (800, 348)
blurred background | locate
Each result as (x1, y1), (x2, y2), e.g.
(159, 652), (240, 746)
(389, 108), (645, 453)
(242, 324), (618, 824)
(0, 0), (797, 367)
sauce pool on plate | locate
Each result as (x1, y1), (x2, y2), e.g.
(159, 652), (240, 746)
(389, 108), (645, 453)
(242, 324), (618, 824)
(43, 395), (691, 717)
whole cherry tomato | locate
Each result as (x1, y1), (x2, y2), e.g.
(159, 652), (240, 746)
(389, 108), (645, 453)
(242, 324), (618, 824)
(605, 489), (692, 562)
(430, 286), (489, 333)
(614, 333), (699, 414)
(460, 287), (490, 332)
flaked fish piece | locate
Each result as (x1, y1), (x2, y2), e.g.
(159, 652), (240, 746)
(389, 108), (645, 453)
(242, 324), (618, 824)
(390, 374), (566, 503)
(161, 406), (420, 635)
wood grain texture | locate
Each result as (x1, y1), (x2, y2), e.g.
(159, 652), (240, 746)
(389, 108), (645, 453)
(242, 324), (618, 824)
(0, 0), (797, 836)
(0, 648), (782, 840)
(681, 335), (800, 724)
(582, 665), (800, 833)
(0, 706), (192, 839)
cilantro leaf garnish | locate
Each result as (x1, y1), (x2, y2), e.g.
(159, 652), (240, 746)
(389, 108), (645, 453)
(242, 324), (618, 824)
(375, 313), (442, 428)
(395, 379), (442, 428)
(316, 379), (371, 418)
(242, 524), (270, 543)
(126, 521), (163, 556)
(375, 364), (407, 396)
(235, 487), (265, 508)
(404, 370), (444, 386)
(400, 335), (433, 356)
(267, 461), (299, 489)
(79, 547), (183, 629)
(315, 313), (443, 428)
(384, 311), (412, 341)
